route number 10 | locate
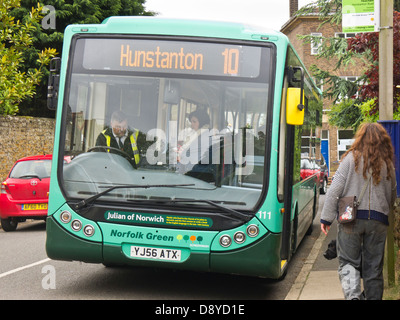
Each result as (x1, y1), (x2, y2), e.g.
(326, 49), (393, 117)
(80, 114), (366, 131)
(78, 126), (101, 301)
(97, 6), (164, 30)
(222, 48), (239, 75)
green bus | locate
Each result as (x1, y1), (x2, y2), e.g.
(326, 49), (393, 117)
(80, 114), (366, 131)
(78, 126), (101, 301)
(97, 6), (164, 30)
(46, 17), (323, 279)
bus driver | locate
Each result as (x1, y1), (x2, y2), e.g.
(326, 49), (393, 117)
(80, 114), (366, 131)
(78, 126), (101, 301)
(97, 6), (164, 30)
(95, 111), (141, 167)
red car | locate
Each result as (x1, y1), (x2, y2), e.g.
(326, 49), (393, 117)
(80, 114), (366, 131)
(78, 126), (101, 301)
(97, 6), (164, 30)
(0, 154), (54, 231)
(300, 157), (329, 194)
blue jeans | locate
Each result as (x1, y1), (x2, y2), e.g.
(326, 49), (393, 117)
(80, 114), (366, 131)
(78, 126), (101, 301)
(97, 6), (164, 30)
(337, 219), (387, 300)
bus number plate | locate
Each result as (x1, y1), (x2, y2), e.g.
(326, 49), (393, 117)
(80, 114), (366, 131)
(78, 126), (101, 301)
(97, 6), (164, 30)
(130, 246), (181, 261)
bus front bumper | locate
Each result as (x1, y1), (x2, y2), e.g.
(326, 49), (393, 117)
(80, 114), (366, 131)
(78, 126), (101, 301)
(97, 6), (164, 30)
(46, 216), (283, 279)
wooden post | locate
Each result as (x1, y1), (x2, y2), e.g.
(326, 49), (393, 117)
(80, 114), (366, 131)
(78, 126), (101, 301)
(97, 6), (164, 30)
(379, 0), (395, 287)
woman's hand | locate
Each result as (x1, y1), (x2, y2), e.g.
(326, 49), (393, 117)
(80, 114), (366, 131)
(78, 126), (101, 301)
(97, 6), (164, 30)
(321, 223), (331, 236)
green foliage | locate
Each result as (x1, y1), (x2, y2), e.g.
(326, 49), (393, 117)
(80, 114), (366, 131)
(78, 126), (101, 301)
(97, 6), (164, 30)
(296, 0), (343, 27)
(0, 0), (57, 115)
(299, 33), (371, 73)
(296, 1), (400, 128)
(14, 0), (156, 54)
(11, 0), (155, 117)
(348, 12), (400, 115)
(309, 66), (362, 104)
(328, 98), (400, 133)
(327, 99), (362, 131)
(357, 99), (400, 123)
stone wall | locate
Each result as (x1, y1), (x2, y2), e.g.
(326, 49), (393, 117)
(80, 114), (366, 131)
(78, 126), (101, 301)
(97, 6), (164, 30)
(0, 116), (56, 182)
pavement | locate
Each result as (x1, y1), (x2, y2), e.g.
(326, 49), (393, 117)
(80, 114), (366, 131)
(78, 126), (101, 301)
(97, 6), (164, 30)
(285, 219), (344, 300)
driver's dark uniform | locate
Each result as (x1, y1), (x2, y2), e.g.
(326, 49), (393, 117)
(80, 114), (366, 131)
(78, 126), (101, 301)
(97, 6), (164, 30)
(95, 127), (140, 166)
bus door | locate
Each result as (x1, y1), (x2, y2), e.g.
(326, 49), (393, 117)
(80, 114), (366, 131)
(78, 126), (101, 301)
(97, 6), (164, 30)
(280, 65), (305, 261)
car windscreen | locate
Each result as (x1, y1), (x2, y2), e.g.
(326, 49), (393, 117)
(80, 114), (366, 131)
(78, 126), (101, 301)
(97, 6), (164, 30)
(10, 160), (52, 179)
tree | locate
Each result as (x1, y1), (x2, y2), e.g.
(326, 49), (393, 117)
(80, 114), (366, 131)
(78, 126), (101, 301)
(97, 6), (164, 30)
(348, 11), (400, 116)
(10, 0), (155, 117)
(297, 1), (400, 129)
(0, 0), (56, 115)
(14, 0), (155, 57)
(357, 98), (400, 122)
(327, 99), (363, 129)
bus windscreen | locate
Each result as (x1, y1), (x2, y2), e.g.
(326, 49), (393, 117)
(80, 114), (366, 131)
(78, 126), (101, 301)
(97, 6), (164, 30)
(63, 36), (272, 214)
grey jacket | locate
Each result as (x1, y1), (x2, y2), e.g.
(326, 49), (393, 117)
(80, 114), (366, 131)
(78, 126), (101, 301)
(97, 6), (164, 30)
(321, 151), (397, 226)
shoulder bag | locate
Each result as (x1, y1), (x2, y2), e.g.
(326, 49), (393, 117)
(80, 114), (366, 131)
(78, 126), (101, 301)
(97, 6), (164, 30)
(337, 174), (371, 224)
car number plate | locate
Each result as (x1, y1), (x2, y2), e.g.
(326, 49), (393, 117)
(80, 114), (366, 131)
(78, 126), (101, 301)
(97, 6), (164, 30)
(22, 203), (48, 210)
(130, 246), (181, 261)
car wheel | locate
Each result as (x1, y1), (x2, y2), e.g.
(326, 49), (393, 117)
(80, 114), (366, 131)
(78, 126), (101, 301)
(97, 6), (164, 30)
(0, 218), (18, 232)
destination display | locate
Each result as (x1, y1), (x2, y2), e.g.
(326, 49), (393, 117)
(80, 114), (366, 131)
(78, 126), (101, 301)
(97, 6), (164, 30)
(81, 38), (262, 78)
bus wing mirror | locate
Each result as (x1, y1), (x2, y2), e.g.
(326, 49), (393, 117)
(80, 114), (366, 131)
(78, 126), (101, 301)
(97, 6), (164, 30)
(286, 87), (304, 125)
(47, 57), (61, 110)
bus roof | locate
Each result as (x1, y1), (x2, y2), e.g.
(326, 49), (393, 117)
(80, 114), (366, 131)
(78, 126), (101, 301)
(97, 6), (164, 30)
(67, 16), (287, 43)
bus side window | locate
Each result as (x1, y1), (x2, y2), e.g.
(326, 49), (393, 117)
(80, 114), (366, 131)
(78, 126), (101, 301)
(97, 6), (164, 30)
(277, 75), (288, 202)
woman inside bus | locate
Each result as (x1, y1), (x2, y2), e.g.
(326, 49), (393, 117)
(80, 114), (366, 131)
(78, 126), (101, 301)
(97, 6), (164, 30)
(177, 109), (213, 180)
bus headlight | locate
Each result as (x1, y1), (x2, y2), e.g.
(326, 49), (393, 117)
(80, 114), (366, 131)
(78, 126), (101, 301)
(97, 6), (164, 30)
(246, 224), (259, 237)
(83, 224), (95, 237)
(60, 211), (72, 223)
(219, 235), (232, 247)
(71, 219), (82, 231)
(234, 231), (246, 244)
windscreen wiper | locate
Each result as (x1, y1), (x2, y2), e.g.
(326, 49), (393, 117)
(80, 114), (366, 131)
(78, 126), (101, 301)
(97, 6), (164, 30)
(74, 184), (194, 210)
(19, 174), (42, 181)
(161, 199), (252, 222)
